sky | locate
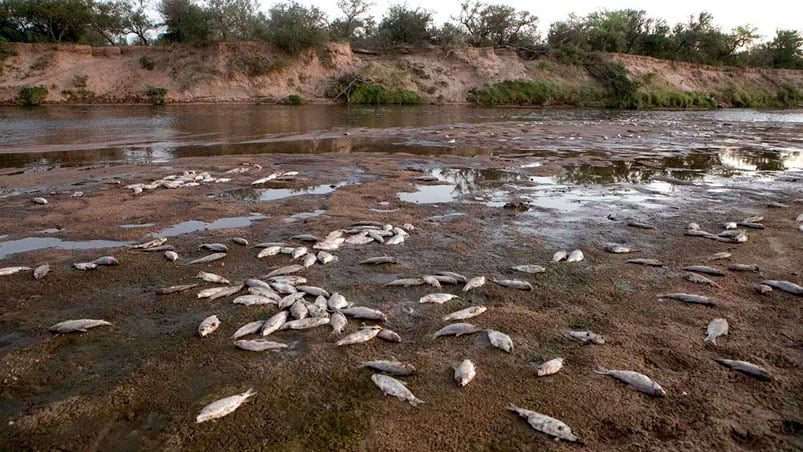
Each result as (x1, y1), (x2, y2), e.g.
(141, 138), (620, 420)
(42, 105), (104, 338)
(258, 0), (801, 41)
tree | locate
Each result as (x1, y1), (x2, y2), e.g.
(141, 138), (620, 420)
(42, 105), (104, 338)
(456, 1), (538, 47)
(375, 4), (432, 47)
(207, 0), (258, 41)
(121, 0), (157, 45)
(264, 1), (328, 54)
(333, 0), (372, 41)
(766, 29), (803, 68)
(159, 0), (212, 43)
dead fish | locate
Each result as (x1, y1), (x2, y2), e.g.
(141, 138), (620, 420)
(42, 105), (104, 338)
(436, 271), (467, 283)
(627, 220), (656, 230)
(717, 231), (748, 243)
(281, 317), (329, 330)
(268, 275), (306, 286)
(384, 234), (405, 246)
(248, 287), (281, 301)
(232, 320), (265, 339)
(265, 265), (304, 278)
(433, 323), (482, 339)
(91, 256), (118, 266)
(32, 197), (48, 205)
(337, 326), (382, 346)
(278, 292), (305, 310)
(346, 233), (374, 245)
(33, 264), (50, 280)
(402, 223), (415, 231)
(130, 238), (167, 249)
(257, 246), (283, 258)
(188, 253), (227, 265)
(594, 369), (666, 397)
(687, 222), (700, 230)
(753, 284), (773, 295)
(341, 306), (388, 321)
(566, 250), (584, 263)
(362, 360), (416, 376)
(197, 271), (230, 285)
(232, 237), (248, 246)
(367, 230), (386, 243)
(302, 253), (317, 268)
(142, 245), (176, 252)
(713, 358), (772, 381)
(685, 229), (717, 238)
(463, 276), (486, 292)
(291, 247), (308, 260)
(744, 215), (764, 223)
(385, 278), (424, 287)
(165, 251), (179, 262)
(761, 280), (803, 296)
(657, 293), (715, 306)
(422, 275), (442, 289)
(0, 266), (32, 276)
(419, 293), (460, 304)
(723, 222), (737, 230)
(360, 256), (397, 265)
(736, 222), (764, 230)
(260, 311), (288, 336)
(49, 319), (112, 333)
(432, 275), (459, 285)
(328, 292), (349, 310)
(234, 339), (288, 352)
(443, 306), (487, 322)
(329, 311), (347, 335)
(156, 283), (199, 295)
(198, 285), (243, 301)
(492, 278), (533, 291)
(683, 272), (721, 288)
(487, 330), (514, 352)
(297, 286), (330, 298)
(232, 295), (275, 306)
(728, 263), (759, 272)
(511, 264), (546, 274)
(536, 358), (564, 377)
(717, 229), (744, 239)
(371, 374), (424, 407)
(244, 278), (272, 290)
(291, 234), (319, 243)
(707, 252), (731, 261)
(507, 405), (579, 442)
(198, 315), (220, 337)
(552, 251), (568, 262)
(683, 265), (725, 276)
(563, 330), (605, 345)
(196, 388), (256, 423)
(313, 238), (345, 251)
(73, 262), (97, 270)
(316, 251), (336, 264)
(797, 213), (803, 223)
(290, 300), (309, 320)
(626, 258), (663, 267)
(454, 359), (477, 387)
(604, 244), (638, 254)
(199, 243), (228, 252)
(766, 201), (787, 208)
(705, 318), (729, 344)
(377, 328), (401, 342)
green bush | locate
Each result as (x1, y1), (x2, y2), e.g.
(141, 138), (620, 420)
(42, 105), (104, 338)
(139, 56), (155, 70)
(585, 55), (639, 109)
(145, 86), (167, 105)
(286, 94), (304, 105)
(348, 83), (424, 105)
(467, 80), (557, 106)
(229, 54), (282, 77)
(17, 86), (48, 106)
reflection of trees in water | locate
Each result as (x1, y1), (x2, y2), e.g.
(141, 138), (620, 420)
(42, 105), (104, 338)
(720, 149), (792, 171)
(430, 168), (529, 195)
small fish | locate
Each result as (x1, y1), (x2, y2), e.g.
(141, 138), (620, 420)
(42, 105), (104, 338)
(297, 286), (329, 298)
(232, 237), (249, 246)
(130, 238), (167, 249)
(188, 253), (227, 265)
(707, 252), (731, 261)
(433, 275), (459, 285)
(705, 318), (729, 344)
(257, 246), (283, 258)
(687, 222), (700, 230)
(164, 250), (179, 262)
(604, 244), (638, 254)
(766, 201), (787, 208)
(73, 262), (97, 270)
(232, 320), (266, 339)
(234, 339), (288, 352)
(346, 233), (374, 245)
(463, 276), (486, 292)
(290, 300), (309, 320)
(32, 197), (48, 205)
(685, 229), (717, 238)
(727, 263), (759, 272)
(566, 250), (584, 263)
(761, 280), (803, 296)
(435, 271), (467, 283)
(657, 292), (714, 306)
(278, 292), (305, 310)
(443, 306), (487, 322)
(371, 374), (424, 406)
(377, 328), (401, 342)
(302, 253), (317, 268)
(736, 222), (764, 230)
(492, 278), (533, 290)
(511, 264), (546, 274)
(713, 358), (772, 381)
(196, 388), (256, 423)
(269, 275), (306, 286)
(360, 256), (397, 265)
(384, 278), (424, 287)
(422, 275), (442, 289)
(433, 323), (482, 339)
(487, 330), (514, 352)
(753, 284), (773, 294)
(717, 229), (744, 239)
(419, 293), (460, 304)
(156, 283), (199, 295)
(341, 306), (388, 321)
(594, 368), (666, 397)
(329, 311), (347, 335)
(291, 234), (319, 243)
(198, 315), (220, 337)
(328, 292), (349, 310)
(232, 295), (276, 306)
(744, 215), (764, 223)
(507, 404), (579, 442)
(454, 359), (477, 387)
(552, 251), (568, 262)
(402, 223), (415, 231)
(337, 326), (382, 346)
(91, 256), (119, 266)
(627, 220), (656, 230)
(199, 284), (243, 301)
(385, 234), (405, 246)
(362, 360), (416, 376)
(260, 311), (288, 336)
(199, 243), (228, 252)
(536, 358), (564, 377)
(367, 230), (386, 243)
(265, 265), (304, 278)
(291, 247), (308, 259)
(197, 271), (230, 285)
(281, 317), (330, 330)
(683, 265), (725, 276)
(33, 264), (50, 280)
(626, 258), (663, 267)
(142, 245), (176, 252)
(0, 266), (33, 276)
(722, 222), (737, 230)
(313, 238), (345, 251)
(244, 278), (272, 290)
(683, 272), (721, 288)
(316, 251), (336, 264)
(49, 319), (112, 333)
(563, 330), (605, 345)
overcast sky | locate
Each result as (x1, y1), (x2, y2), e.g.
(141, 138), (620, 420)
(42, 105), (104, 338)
(259, 0), (800, 41)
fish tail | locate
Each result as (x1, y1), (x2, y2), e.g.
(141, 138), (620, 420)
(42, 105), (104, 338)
(409, 398), (424, 407)
(593, 368), (610, 375)
(243, 388), (257, 398)
(704, 335), (716, 344)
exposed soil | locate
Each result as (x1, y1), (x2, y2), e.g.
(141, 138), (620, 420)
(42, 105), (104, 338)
(0, 123), (801, 451)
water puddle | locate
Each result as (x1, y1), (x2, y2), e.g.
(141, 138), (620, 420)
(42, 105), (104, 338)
(37, 228), (63, 234)
(119, 223), (157, 229)
(151, 213), (266, 238)
(0, 237), (132, 260)
(400, 168), (534, 204)
(399, 185), (458, 204)
(285, 210), (326, 223)
(228, 182), (349, 202)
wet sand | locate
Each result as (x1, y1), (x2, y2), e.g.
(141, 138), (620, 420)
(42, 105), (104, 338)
(1, 124), (802, 451)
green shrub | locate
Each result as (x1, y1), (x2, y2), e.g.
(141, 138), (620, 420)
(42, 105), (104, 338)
(467, 80), (557, 106)
(286, 94), (304, 105)
(139, 56), (155, 70)
(17, 86), (48, 106)
(585, 55), (639, 109)
(145, 86), (167, 105)
(348, 83), (424, 105)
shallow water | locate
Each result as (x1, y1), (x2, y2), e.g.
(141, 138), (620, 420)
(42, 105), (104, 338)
(150, 213), (267, 238)
(0, 237), (132, 259)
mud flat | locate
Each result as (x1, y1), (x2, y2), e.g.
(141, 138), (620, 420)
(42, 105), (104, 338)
(0, 117), (802, 450)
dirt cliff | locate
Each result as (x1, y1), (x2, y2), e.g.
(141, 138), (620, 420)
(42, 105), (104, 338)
(1, 41), (801, 105)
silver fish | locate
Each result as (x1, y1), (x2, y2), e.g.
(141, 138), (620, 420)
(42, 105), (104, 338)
(422, 275), (442, 289)
(753, 284), (773, 294)
(198, 285), (243, 300)
(33, 264), (50, 280)
(433, 275), (459, 285)
(341, 306), (388, 321)
(164, 250), (179, 262)
(232, 237), (248, 246)
(198, 315), (220, 337)
(443, 306), (487, 322)
(705, 318), (729, 344)
(385, 278), (424, 287)
(297, 286), (330, 298)
(736, 222), (764, 230)
(32, 197), (48, 205)
(313, 238), (345, 251)
(91, 256), (119, 266)
(419, 293), (460, 304)
(627, 220), (656, 230)
(371, 374), (424, 406)
(552, 251), (568, 262)
(377, 328), (401, 342)
(291, 234), (319, 242)
(142, 245), (176, 252)
(248, 287), (281, 301)
(433, 323), (482, 339)
(260, 311), (288, 336)
(245, 278), (272, 290)
(0, 266), (32, 276)
(604, 244), (638, 253)
(766, 201), (787, 208)
(234, 339), (288, 352)
(328, 292), (349, 310)
(435, 271), (467, 283)
(536, 358), (564, 377)
(563, 330), (605, 345)
(362, 360), (416, 376)
(367, 230), (386, 243)
(685, 229), (717, 239)
(336, 326), (382, 346)
(728, 263), (759, 272)
(329, 311), (347, 334)
(290, 300), (309, 320)
(761, 280), (803, 296)
(232, 320), (265, 339)
(744, 215), (764, 223)
(269, 275), (306, 285)
(454, 359), (477, 387)
(707, 252), (731, 261)
(722, 222), (737, 230)
(73, 262), (97, 270)
(511, 265), (546, 274)
(683, 272), (721, 288)
(156, 283), (199, 295)
(463, 276), (486, 292)
(305, 301), (329, 319)
(566, 249), (584, 263)
(507, 405), (579, 442)
(713, 358), (772, 381)
(316, 251), (336, 264)
(291, 247), (308, 259)
(49, 319), (112, 333)
(302, 253), (317, 268)
(385, 234), (405, 245)
(626, 258), (663, 267)
(281, 317), (329, 330)
(196, 388), (256, 423)
(487, 330), (514, 352)
(687, 222), (700, 230)
(265, 265), (304, 278)
(594, 368), (666, 397)
(130, 238), (167, 249)
(257, 246), (283, 258)
(492, 279), (533, 290)
(197, 271), (230, 285)
(657, 293), (715, 306)
(683, 265), (725, 276)
(278, 292), (306, 310)
(233, 295), (276, 306)
(199, 243), (228, 252)
(346, 233), (374, 245)
(188, 253), (227, 264)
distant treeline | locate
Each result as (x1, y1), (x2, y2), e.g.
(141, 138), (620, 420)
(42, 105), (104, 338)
(1, 0), (801, 69)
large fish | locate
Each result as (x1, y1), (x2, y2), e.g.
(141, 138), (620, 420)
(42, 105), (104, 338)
(507, 404), (580, 442)
(196, 388), (256, 423)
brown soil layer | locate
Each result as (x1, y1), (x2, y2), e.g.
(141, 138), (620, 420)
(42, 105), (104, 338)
(0, 146), (802, 451)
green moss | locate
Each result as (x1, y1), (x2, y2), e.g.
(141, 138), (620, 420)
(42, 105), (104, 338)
(17, 86), (48, 106)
